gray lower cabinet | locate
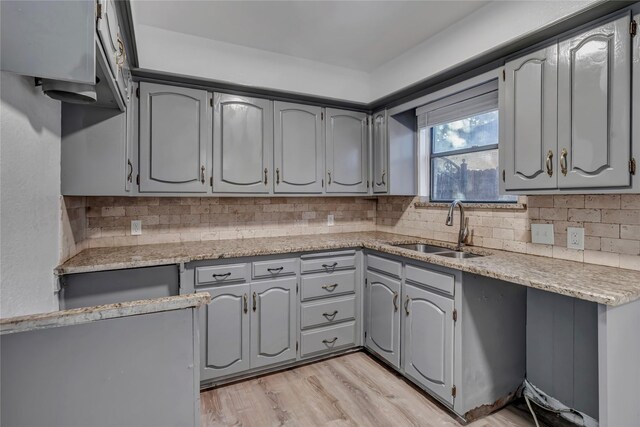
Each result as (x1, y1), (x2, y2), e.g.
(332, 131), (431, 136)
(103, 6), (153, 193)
(403, 281), (455, 406)
(325, 108), (368, 193)
(274, 101), (324, 193)
(372, 110), (388, 194)
(139, 82), (210, 193)
(364, 270), (401, 368)
(250, 277), (297, 369)
(213, 93), (273, 194)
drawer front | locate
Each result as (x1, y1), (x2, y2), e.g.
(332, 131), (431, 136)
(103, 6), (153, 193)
(301, 254), (356, 274)
(366, 254), (401, 278)
(196, 263), (249, 286)
(252, 258), (298, 279)
(300, 295), (356, 329)
(301, 270), (356, 301)
(300, 321), (357, 357)
(405, 264), (454, 296)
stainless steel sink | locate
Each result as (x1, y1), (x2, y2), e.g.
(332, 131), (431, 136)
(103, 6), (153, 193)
(435, 251), (482, 259)
(393, 243), (452, 253)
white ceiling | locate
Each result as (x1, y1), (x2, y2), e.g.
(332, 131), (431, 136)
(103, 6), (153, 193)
(131, 0), (490, 72)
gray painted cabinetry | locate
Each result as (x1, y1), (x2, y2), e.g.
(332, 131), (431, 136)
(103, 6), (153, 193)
(364, 270), (401, 368)
(325, 108), (369, 193)
(372, 110), (389, 193)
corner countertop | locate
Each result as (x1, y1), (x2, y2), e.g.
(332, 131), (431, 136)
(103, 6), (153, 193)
(0, 293), (211, 335)
(56, 231), (640, 307)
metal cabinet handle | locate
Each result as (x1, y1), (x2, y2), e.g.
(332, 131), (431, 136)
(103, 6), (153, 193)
(322, 283), (339, 292)
(392, 291), (398, 312)
(127, 159), (133, 183)
(253, 292), (257, 312)
(545, 150), (554, 177)
(404, 296), (410, 315)
(322, 262), (338, 271)
(212, 272), (231, 279)
(267, 267), (284, 273)
(201, 165), (205, 184)
(276, 168), (280, 185)
(243, 293), (248, 314)
(560, 148), (568, 176)
(322, 337), (338, 345)
(322, 310), (338, 320)
(327, 171), (332, 185)
(264, 168), (268, 185)
(376, 170), (386, 187)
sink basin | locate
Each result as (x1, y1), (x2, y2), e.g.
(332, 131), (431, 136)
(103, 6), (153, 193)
(435, 251), (482, 259)
(394, 243), (451, 253)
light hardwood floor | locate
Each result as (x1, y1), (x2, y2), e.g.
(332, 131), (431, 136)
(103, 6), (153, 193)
(200, 351), (537, 427)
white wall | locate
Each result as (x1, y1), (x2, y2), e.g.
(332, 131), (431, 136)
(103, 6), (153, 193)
(1, 71), (61, 318)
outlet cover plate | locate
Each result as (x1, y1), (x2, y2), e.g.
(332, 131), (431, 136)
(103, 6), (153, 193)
(131, 220), (142, 236)
(531, 223), (554, 245)
(567, 227), (585, 250)
(327, 214), (335, 226)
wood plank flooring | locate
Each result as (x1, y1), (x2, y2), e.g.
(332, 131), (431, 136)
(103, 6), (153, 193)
(200, 351), (537, 427)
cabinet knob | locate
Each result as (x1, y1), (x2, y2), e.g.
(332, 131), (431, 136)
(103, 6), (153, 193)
(560, 148), (568, 176)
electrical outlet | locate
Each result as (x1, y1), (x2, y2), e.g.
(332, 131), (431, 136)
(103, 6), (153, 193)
(531, 223), (554, 245)
(327, 214), (335, 226)
(567, 227), (584, 250)
(131, 220), (142, 236)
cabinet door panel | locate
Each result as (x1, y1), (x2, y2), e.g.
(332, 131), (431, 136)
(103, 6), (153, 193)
(403, 283), (454, 406)
(558, 15), (631, 188)
(198, 284), (250, 381)
(213, 94), (273, 193)
(96, 0), (120, 78)
(139, 83), (209, 193)
(326, 109), (368, 193)
(503, 45), (558, 190)
(372, 111), (388, 193)
(365, 271), (400, 368)
(250, 278), (297, 369)
(274, 102), (324, 193)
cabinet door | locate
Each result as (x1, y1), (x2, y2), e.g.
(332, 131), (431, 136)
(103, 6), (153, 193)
(274, 102), (324, 193)
(403, 282), (454, 406)
(213, 93), (273, 194)
(372, 111), (388, 194)
(325, 108), (368, 193)
(250, 277), (297, 369)
(503, 45), (558, 190)
(96, 0), (121, 79)
(558, 14), (632, 189)
(365, 271), (400, 368)
(198, 284), (250, 381)
(139, 83), (210, 193)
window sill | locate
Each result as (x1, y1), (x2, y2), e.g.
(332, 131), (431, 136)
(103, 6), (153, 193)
(414, 201), (527, 211)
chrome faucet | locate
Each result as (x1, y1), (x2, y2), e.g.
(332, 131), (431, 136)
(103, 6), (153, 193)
(446, 200), (469, 251)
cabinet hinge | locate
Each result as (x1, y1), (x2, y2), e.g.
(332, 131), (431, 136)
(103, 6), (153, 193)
(210, 176), (213, 187)
(321, 112), (324, 120)
(452, 309), (457, 322)
(296, 283), (299, 294)
(365, 278), (368, 287)
(296, 341), (299, 352)
(630, 158), (636, 175)
(210, 98), (213, 107)
(364, 331), (367, 339)
(322, 179), (324, 187)
(136, 174), (140, 185)
(452, 385), (457, 398)
(631, 20), (637, 37)
(502, 169), (506, 182)
(502, 69), (506, 81)
(367, 180), (370, 189)
(135, 87), (140, 98)
(96, 1), (103, 20)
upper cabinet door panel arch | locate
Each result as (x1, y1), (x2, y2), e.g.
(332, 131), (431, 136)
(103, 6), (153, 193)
(558, 14), (631, 189)
(213, 94), (273, 194)
(139, 83), (210, 193)
(503, 45), (558, 190)
(325, 108), (368, 193)
(274, 102), (324, 194)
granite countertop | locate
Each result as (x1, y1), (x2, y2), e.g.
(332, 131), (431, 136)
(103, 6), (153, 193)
(0, 293), (211, 335)
(56, 231), (640, 307)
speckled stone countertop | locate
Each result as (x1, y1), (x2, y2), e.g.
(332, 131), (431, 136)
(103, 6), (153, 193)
(56, 231), (640, 306)
(0, 293), (211, 335)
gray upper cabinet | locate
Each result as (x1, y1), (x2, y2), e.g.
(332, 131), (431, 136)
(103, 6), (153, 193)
(503, 45), (558, 191)
(403, 282), (454, 406)
(273, 102), (324, 193)
(557, 14), (632, 189)
(96, 0), (123, 83)
(198, 283), (250, 381)
(139, 83), (210, 193)
(372, 110), (389, 194)
(213, 93), (273, 194)
(365, 271), (400, 368)
(250, 277), (297, 369)
(325, 108), (368, 193)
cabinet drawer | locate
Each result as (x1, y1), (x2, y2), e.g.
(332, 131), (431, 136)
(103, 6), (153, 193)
(195, 263), (249, 286)
(301, 295), (356, 329)
(405, 264), (454, 296)
(301, 270), (356, 301)
(300, 321), (357, 357)
(252, 258), (297, 279)
(366, 254), (401, 278)
(301, 254), (356, 274)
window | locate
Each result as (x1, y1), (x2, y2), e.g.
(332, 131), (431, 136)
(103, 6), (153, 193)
(417, 80), (516, 203)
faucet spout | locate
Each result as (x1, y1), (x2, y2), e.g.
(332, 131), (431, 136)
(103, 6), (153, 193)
(445, 200), (468, 250)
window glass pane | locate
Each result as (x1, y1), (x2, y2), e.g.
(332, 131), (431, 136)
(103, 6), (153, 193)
(432, 110), (498, 153)
(431, 150), (517, 202)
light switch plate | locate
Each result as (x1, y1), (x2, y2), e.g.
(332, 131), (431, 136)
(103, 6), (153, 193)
(531, 223), (554, 245)
(567, 227), (585, 250)
(131, 220), (142, 236)
(327, 214), (335, 226)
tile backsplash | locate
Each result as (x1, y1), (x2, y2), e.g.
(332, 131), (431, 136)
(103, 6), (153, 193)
(61, 194), (640, 271)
